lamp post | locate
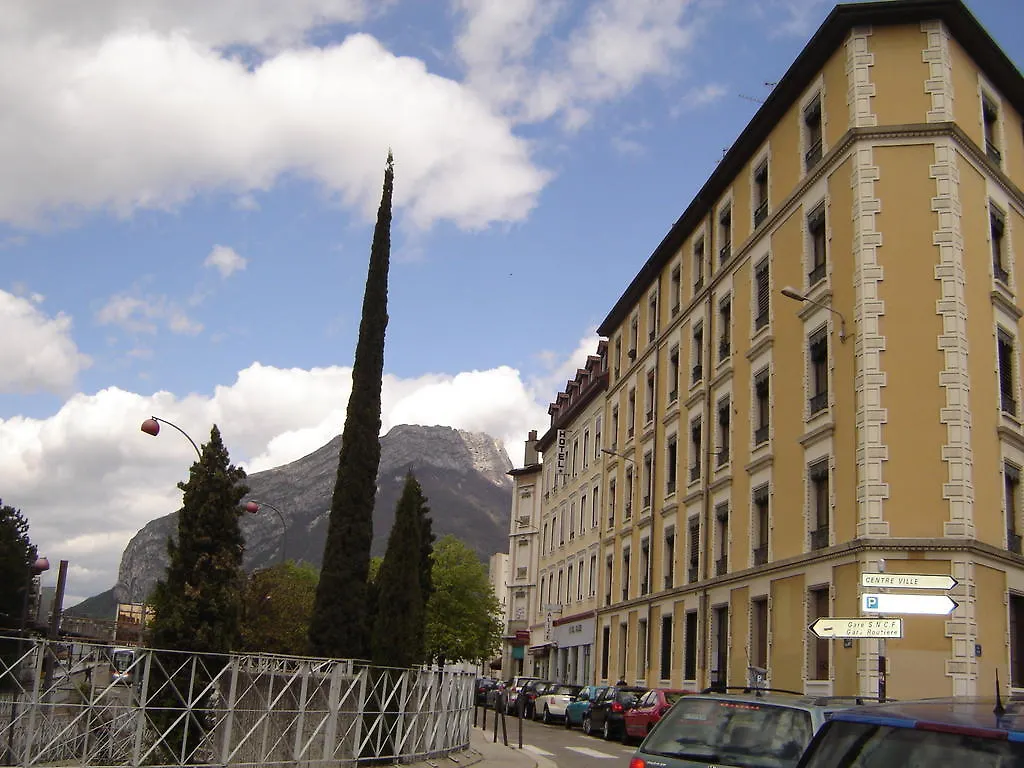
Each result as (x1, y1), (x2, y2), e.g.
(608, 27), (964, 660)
(140, 416), (202, 459)
(244, 500), (288, 564)
(780, 286), (848, 342)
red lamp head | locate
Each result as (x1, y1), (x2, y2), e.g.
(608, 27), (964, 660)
(33, 557), (50, 574)
(140, 418), (160, 437)
(244, 501), (260, 514)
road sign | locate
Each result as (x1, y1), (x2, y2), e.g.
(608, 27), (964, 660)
(808, 618), (903, 639)
(860, 573), (957, 590)
(862, 593), (957, 615)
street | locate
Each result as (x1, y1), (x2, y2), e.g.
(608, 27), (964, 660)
(474, 712), (635, 767)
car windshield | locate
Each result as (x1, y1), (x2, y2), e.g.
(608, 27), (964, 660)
(643, 698), (813, 768)
(555, 685), (580, 696)
(803, 721), (1024, 768)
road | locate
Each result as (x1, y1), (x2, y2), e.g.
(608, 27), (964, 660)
(475, 710), (636, 767)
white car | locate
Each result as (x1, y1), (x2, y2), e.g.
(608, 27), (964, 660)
(533, 683), (584, 724)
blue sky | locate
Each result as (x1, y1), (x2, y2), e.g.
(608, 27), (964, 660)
(1, 0), (1020, 604)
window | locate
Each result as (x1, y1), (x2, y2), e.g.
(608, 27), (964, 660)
(582, 430), (590, 469)
(645, 369), (656, 423)
(754, 368), (770, 445)
(627, 389), (636, 438)
(572, 439), (578, 477)
(557, 569), (563, 603)
(804, 95), (823, 170)
(983, 94), (1001, 164)
(1007, 463), (1022, 554)
(999, 329), (1017, 416)
(666, 434), (678, 494)
(992, 203), (1009, 284)
(688, 517), (700, 583)
(601, 624), (611, 679)
(693, 237), (705, 292)
(625, 467), (634, 519)
(684, 611), (698, 680)
(692, 323), (704, 384)
(711, 606), (729, 688)
(608, 478), (616, 527)
(664, 527), (676, 589)
(611, 406), (619, 451)
(594, 416), (602, 460)
(605, 555), (613, 606)
(540, 575), (546, 604)
(809, 327), (828, 414)
(754, 258), (770, 330)
(718, 296), (732, 362)
(579, 495), (586, 534)
(640, 537), (651, 595)
(808, 587), (830, 680)
(690, 418), (702, 483)
(808, 204), (826, 286)
(753, 161), (769, 227)
(660, 615), (673, 680)
(719, 205), (732, 263)
(589, 554), (597, 596)
(560, 506), (566, 545)
(648, 292), (659, 342)
(642, 451), (653, 509)
(542, 522), (548, 555)
(717, 397), (730, 467)
(752, 598), (768, 671)
(638, 618), (649, 677)
(622, 546), (631, 601)
(753, 485), (770, 566)
(668, 346), (680, 403)
(629, 316), (639, 358)
(810, 459), (830, 550)
(619, 623), (629, 680)
(1012, 595), (1024, 687)
(614, 337), (622, 380)
(592, 484), (600, 528)
(566, 564), (573, 603)
(670, 265), (681, 316)
(715, 503), (729, 576)
(569, 502), (576, 540)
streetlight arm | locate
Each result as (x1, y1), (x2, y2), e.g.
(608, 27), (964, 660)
(779, 288), (848, 342)
(245, 499), (288, 563)
(148, 416), (202, 458)
(601, 447), (635, 465)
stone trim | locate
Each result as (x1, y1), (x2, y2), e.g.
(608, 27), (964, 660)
(922, 21), (954, 123)
(945, 558), (976, 696)
(852, 146), (890, 537)
(846, 27), (877, 128)
(931, 141), (975, 539)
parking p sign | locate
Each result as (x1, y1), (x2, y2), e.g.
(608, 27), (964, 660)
(865, 595), (879, 610)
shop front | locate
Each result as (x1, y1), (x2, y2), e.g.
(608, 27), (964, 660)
(551, 612), (595, 685)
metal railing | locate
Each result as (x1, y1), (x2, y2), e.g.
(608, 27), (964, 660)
(0, 635), (472, 768)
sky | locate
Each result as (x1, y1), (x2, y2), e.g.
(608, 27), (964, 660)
(1, 0), (1021, 607)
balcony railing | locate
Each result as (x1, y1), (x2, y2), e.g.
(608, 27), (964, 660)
(754, 201), (768, 227)
(624, 503), (633, 519)
(810, 526), (830, 550)
(668, 388), (678, 403)
(628, 425), (635, 438)
(715, 555), (728, 577)
(988, 141), (1003, 165)
(808, 262), (826, 286)
(688, 564), (699, 583)
(664, 573), (674, 590)
(694, 277), (704, 292)
(692, 364), (703, 384)
(640, 581), (649, 596)
(622, 587), (629, 601)
(753, 545), (768, 566)
(717, 448), (729, 467)
(804, 139), (823, 169)
(995, 262), (1010, 285)
(642, 495), (651, 509)
(809, 391), (828, 414)
(605, 592), (612, 606)
(645, 410), (653, 424)
(755, 311), (769, 331)
(1002, 391), (1017, 416)
(754, 424), (769, 445)
(666, 478), (676, 495)
(1009, 529), (1022, 555)
(690, 464), (701, 483)
(720, 243), (731, 264)
(719, 339), (731, 361)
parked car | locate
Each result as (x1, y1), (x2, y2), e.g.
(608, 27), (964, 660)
(518, 679), (556, 719)
(584, 685), (648, 740)
(534, 683), (583, 723)
(474, 677), (498, 706)
(504, 676), (538, 714)
(565, 685), (608, 730)
(623, 688), (691, 742)
(795, 698), (1024, 767)
(630, 689), (867, 768)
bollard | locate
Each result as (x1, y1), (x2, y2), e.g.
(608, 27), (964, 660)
(518, 695), (524, 749)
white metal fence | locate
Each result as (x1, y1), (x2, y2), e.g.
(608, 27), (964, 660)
(0, 635), (473, 767)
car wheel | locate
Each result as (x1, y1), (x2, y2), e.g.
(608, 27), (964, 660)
(564, 713), (572, 729)
(582, 715), (592, 735)
(603, 719), (612, 740)
(542, 707), (551, 724)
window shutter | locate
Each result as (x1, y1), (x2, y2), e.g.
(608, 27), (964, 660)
(756, 261), (770, 317)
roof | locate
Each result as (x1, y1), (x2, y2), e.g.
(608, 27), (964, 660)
(829, 699), (1024, 737)
(597, 0), (1024, 338)
(507, 463), (542, 477)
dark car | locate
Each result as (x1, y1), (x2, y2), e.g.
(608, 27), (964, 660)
(565, 685), (608, 730)
(795, 698), (1024, 767)
(623, 688), (691, 742)
(518, 679), (556, 719)
(584, 685), (648, 740)
(474, 677), (498, 706)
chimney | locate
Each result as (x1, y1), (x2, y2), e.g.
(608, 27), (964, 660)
(524, 430), (539, 466)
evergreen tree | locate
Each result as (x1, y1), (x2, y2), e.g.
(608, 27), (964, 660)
(149, 425), (249, 653)
(371, 473), (427, 668)
(417, 500), (435, 625)
(0, 501), (38, 681)
(310, 153), (394, 660)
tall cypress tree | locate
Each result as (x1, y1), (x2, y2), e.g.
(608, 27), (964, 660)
(149, 425), (249, 653)
(371, 473), (426, 668)
(310, 153), (394, 660)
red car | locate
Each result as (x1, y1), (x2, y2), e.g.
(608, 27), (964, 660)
(622, 688), (690, 742)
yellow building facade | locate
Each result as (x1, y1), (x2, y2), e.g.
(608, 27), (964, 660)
(590, 0), (1024, 699)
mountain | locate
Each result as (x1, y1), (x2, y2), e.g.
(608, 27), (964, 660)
(108, 425), (513, 608)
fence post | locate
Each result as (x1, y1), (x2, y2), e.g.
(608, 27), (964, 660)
(292, 661), (310, 764)
(218, 656), (240, 767)
(351, 667), (368, 760)
(321, 661), (343, 763)
(132, 649), (154, 767)
(21, 638), (47, 764)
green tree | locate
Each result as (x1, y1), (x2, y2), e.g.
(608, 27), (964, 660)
(310, 153), (394, 660)
(372, 473), (428, 667)
(417, 500), (435, 622)
(0, 501), (38, 682)
(424, 536), (502, 666)
(240, 562), (319, 655)
(149, 425), (250, 653)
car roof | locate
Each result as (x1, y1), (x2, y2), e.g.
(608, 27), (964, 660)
(826, 698), (1024, 738)
(685, 689), (856, 712)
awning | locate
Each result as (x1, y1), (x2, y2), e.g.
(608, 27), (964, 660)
(528, 642), (555, 654)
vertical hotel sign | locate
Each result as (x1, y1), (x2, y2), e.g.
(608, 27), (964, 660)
(556, 429), (567, 475)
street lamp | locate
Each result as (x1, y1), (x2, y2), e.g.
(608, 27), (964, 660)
(600, 447), (635, 465)
(19, 557), (50, 637)
(244, 500), (288, 564)
(780, 286), (848, 342)
(140, 416), (202, 459)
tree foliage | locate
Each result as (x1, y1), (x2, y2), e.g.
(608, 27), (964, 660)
(424, 536), (502, 666)
(148, 425), (249, 653)
(310, 153), (394, 660)
(371, 473), (428, 668)
(240, 561), (319, 655)
(0, 501), (38, 633)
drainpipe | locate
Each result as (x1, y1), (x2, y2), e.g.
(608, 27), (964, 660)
(699, 293), (715, 691)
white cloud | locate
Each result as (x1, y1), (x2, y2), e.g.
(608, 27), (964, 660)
(0, 332), (599, 603)
(0, 289), (91, 394)
(204, 244), (247, 278)
(687, 82), (727, 107)
(96, 292), (203, 336)
(0, 30), (548, 231)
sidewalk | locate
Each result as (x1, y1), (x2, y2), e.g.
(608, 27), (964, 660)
(468, 724), (539, 768)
